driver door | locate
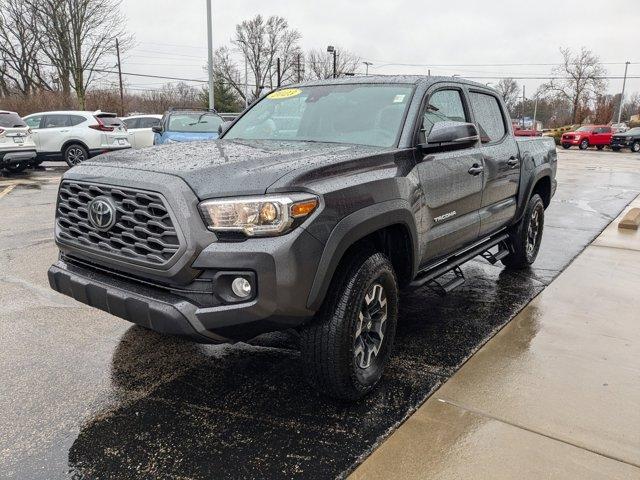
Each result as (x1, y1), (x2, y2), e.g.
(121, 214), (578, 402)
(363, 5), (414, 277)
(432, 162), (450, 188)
(415, 86), (484, 265)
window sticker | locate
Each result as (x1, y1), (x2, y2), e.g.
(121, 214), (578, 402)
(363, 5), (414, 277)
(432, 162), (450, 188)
(267, 88), (302, 100)
(393, 94), (406, 103)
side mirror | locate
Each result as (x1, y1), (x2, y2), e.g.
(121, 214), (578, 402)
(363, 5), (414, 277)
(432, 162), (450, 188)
(218, 121), (233, 135)
(151, 125), (162, 134)
(420, 121), (479, 152)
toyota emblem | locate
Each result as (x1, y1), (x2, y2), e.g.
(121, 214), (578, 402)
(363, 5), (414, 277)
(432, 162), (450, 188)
(88, 196), (117, 231)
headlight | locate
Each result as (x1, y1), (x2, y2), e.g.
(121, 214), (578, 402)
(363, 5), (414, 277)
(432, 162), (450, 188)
(199, 194), (319, 237)
(573, 135), (580, 140)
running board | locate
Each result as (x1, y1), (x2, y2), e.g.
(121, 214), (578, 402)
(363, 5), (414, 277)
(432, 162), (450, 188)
(409, 232), (511, 293)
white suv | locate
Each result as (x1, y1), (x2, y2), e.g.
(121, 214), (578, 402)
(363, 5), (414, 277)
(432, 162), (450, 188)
(22, 111), (131, 166)
(0, 110), (37, 174)
(121, 114), (162, 148)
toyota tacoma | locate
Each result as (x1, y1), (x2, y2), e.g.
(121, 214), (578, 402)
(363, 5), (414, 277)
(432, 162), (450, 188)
(48, 76), (557, 400)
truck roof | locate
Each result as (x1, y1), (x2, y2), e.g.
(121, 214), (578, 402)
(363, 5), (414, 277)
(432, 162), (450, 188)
(289, 75), (493, 91)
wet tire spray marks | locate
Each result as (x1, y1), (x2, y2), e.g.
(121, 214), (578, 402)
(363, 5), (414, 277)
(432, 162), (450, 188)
(3, 153), (640, 479)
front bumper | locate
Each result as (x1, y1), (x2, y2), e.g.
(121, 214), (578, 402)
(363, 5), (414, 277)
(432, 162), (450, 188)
(611, 138), (632, 148)
(49, 225), (325, 342)
(561, 137), (581, 145)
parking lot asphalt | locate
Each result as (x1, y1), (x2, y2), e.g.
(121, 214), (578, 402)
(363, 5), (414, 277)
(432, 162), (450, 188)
(1, 149), (640, 480)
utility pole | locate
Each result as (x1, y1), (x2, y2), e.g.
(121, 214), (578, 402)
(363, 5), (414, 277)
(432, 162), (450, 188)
(363, 61), (372, 76)
(244, 55), (248, 109)
(327, 46), (336, 78)
(276, 58), (281, 87)
(206, 0), (215, 111)
(115, 38), (124, 116)
(533, 96), (539, 132)
(521, 85), (526, 129)
(617, 61), (630, 124)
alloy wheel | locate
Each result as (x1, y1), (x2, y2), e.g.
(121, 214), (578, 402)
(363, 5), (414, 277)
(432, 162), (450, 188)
(67, 147), (86, 165)
(526, 205), (543, 256)
(353, 283), (388, 369)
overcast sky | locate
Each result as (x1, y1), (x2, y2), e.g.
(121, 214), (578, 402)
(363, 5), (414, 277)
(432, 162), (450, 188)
(115, 0), (637, 99)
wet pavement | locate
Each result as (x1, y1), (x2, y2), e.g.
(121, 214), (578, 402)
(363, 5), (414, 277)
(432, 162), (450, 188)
(1, 150), (640, 479)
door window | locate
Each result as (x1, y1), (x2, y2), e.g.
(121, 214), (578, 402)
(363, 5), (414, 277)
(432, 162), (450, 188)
(68, 115), (86, 127)
(421, 89), (468, 142)
(469, 92), (507, 143)
(43, 114), (69, 128)
(123, 118), (140, 129)
(138, 117), (161, 128)
(24, 116), (42, 129)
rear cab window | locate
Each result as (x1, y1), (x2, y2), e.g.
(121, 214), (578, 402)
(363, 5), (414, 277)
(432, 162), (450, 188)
(0, 112), (27, 128)
(469, 92), (507, 143)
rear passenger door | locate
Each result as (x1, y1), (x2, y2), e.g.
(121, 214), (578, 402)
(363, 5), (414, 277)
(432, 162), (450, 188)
(468, 90), (521, 237)
(38, 114), (71, 154)
(416, 86), (484, 264)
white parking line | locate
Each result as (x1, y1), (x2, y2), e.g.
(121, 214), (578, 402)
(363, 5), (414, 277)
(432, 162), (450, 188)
(0, 184), (16, 199)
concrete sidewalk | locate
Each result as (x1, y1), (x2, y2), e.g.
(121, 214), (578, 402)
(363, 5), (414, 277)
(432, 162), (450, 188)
(352, 198), (640, 480)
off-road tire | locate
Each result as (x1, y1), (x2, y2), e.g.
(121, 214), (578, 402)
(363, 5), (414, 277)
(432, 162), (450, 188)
(502, 193), (545, 269)
(579, 139), (589, 150)
(64, 144), (88, 167)
(561, 144), (571, 149)
(300, 251), (398, 401)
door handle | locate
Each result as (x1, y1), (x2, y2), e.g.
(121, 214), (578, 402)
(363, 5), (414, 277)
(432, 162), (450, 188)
(468, 163), (484, 176)
(507, 156), (519, 167)
(60, 129), (70, 133)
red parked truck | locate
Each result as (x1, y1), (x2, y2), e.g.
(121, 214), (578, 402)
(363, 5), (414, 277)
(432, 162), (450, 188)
(561, 125), (613, 150)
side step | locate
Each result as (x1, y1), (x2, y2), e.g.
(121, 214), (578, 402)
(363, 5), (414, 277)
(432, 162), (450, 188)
(409, 232), (511, 293)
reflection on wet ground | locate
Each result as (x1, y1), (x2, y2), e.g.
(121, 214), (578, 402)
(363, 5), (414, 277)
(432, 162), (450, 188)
(1, 152), (640, 479)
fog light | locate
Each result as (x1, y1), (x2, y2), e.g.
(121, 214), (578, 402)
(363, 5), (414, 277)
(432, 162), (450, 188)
(231, 277), (252, 298)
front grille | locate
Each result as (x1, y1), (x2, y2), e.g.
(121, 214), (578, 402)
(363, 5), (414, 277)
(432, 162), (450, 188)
(57, 181), (181, 266)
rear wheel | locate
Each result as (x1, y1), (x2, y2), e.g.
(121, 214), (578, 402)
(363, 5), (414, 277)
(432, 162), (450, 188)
(632, 141), (640, 153)
(300, 251), (398, 401)
(579, 139), (589, 150)
(64, 144), (88, 167)
(502, 194), (545, 269)
(3, 162), (29, 174)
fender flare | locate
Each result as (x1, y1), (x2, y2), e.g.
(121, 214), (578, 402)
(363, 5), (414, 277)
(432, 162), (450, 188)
(513, 163), (553, 224)
(306, 199), (419, 310)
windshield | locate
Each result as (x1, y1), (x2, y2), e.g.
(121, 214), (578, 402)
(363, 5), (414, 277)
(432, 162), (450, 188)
(0, 112), (26, 128)
(224, 84), (414, 147)
(168, 112), (222, 133)
(576, 126), (593, 132)
(625, 127), (640, 135)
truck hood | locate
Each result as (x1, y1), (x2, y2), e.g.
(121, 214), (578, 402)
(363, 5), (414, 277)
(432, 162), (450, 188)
(80, 139), (390, 199)
(156, 131), (219, 144)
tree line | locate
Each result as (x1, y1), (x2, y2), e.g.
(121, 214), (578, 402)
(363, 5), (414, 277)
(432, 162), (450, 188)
(495, 47), (637, 127)
(1, 1), (636, 125)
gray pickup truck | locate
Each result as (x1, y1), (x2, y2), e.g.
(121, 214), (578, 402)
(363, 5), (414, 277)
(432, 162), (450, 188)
(48, 76), (557, 400)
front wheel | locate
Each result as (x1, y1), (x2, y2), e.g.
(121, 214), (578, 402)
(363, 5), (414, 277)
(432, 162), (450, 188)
(502, 194), (545, 269)
(579, 139), (589, 150)
(561, 144), (571, 149)
(300, 251), (398, 401)
(64, 144), (88, 167)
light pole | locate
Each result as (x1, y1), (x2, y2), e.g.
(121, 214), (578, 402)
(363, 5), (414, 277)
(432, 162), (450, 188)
(206, 0), (215, 111)
(327, 45), (337, 78)
(617, 61), (630, 124)
(363, 61), (373, 76)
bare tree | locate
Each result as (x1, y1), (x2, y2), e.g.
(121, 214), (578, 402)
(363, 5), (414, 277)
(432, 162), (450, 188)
(30, 0), (133, 108)
(0, 0), (50, 95)
(539, 47), (607, 123)
(495, 78), (519, 114)
(305, 47), (360, 80)
(230, 15), (302, 101)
